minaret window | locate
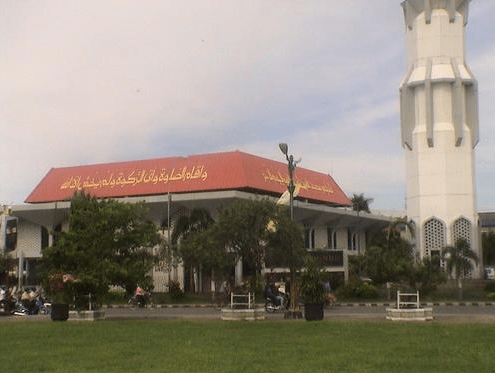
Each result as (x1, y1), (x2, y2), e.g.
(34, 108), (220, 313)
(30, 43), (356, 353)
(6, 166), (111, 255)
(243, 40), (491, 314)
(424, 218), (445, 257)
(452, 217), (472, 247)
(453, 217), (474, 278)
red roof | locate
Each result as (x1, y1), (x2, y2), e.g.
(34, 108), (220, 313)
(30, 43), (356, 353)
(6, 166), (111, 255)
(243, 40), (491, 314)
(25, 151), (351, 206)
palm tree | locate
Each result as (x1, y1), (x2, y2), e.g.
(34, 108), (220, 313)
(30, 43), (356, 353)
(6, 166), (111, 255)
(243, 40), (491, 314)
(442, 238), (478, 300)
(350, 193), (373, 214)
(171, 208), (214, 245)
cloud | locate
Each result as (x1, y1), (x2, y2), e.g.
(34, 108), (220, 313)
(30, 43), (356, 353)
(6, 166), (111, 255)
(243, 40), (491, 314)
(0, 1), (493, 211)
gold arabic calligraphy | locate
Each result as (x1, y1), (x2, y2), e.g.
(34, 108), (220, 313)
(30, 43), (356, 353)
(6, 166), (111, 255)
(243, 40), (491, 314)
(60, 165), (208, 191)
(262, 169), (334, 194)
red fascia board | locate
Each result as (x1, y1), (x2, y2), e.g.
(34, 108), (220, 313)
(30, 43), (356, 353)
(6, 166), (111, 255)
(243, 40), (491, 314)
(25, 151), (351, 206)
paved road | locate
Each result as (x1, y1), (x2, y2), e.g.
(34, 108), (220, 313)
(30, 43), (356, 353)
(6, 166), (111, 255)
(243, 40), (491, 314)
(104, 304), (495, 323)
(2, 304), (495, 323)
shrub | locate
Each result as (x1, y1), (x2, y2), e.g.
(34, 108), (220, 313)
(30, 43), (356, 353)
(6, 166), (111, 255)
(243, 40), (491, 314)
(485, 281), (495, 293)
(168, 280), (184, 301)
(487, 292), (495, 301)
(336, 281), (378, 300)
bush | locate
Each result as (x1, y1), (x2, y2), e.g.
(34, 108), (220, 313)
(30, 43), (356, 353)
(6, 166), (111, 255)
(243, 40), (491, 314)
(485, 281), (495, 293)
(487, 293), (495, 301)
(103, 290), (128, 305)
(168, 280), (184, 301)
(336, 280), (378, 300)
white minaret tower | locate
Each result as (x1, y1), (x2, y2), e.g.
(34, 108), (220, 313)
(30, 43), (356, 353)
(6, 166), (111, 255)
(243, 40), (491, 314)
(400, 0), (480, 277)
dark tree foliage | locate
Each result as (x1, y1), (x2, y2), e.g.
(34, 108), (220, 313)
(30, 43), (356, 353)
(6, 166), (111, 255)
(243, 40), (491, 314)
(215, 199), (277, 286)
(171, 208), (214, 245)
(180, 224), (236, 280)
(482, 231), (495, 267)
(40, 191), (161, 307)
(171, 208), (216, 292)
(443, 238), (479, 300)
(364, 220), (415, 285)
(350, 193), (373, 214)
(413, 255), (447, 294)
(266, 209), (305, 272)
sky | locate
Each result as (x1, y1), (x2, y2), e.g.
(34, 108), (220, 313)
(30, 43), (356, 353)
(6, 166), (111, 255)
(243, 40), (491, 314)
(1, 0), (494, 213)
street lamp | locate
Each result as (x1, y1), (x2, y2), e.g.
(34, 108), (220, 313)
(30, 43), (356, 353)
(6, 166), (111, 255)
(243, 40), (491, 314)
(278, 143), (302, 319)
(279, 143), (298, 221)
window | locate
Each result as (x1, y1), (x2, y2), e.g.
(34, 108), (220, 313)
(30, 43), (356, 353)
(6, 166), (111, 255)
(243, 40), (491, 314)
(452, 217), (472, 246)
(304, 228), (315, 249)
(423, 218), (445, 257)
(352, 233), (359, 252)
(41, 227), (49, 249)
(327, 228), (337, 249)
(347, 228), (358, 251)
(452, 217), (474, 278)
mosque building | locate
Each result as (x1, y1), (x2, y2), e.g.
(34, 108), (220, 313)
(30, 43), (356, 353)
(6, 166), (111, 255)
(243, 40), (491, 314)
(2, 150), (391, 291)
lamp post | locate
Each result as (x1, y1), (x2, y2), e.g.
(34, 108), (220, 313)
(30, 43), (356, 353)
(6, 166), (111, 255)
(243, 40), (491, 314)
(279, 143), (296, 221)
(279, 143), (302, 319)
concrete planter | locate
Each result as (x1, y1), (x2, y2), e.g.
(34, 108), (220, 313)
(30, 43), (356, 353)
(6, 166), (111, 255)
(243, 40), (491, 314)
(386, 307), (433, 321)
(221, 308), (265, 321)
(69, 310), (106, 321)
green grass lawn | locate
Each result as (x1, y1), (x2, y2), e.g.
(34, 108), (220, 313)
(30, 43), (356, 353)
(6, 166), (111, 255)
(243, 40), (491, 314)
(2, 319), (495, 372)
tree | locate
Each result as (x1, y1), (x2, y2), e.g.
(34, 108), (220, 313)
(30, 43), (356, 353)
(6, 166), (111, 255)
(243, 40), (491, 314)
(171, 208), (215, 292)
(364, 219), (415, 285)
(442, 238), (479, 300)
(40, 191), (161, 308)
(215, 199), (277, 289)
(171, 208), (214, 244)
(413, 255), (447, 294)
(180, 224), (236, 297)
(351, 193), (373, 214)
(266, 208), (305, 313)
(482, 231), (495, 267)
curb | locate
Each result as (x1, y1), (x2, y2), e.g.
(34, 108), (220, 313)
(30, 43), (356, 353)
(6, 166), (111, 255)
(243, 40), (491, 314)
(334, 302), (495, 307)
(102, 302), (495, 309)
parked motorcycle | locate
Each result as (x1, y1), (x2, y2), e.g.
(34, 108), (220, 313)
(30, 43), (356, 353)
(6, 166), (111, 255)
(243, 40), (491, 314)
(13, 298), (29, 316)
(0, 286), (9, 314)
(33, 296), (51, 315)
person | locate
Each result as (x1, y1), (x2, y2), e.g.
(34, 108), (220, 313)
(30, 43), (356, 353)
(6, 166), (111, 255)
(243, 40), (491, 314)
(323, 281), (335, 307)
(21, 288), (33, 313)
(135, 286), (145, 307)
(265, 283), (283, 308)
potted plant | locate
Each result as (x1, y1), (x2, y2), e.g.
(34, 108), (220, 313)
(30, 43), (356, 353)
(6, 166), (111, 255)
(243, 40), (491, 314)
(299, 256), (325, 321)
(46, 272), (78, 321)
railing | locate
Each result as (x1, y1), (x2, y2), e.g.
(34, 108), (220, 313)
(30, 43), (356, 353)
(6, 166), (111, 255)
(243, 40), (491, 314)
(230, 292), (255, 309)
(397, 291), (420, 309)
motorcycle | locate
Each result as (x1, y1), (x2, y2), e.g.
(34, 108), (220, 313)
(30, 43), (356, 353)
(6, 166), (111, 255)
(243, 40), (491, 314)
(33, 296), (51, 315)
(265, 292), (289, 313)
(0, 286), (9, 314)
(13, 298), (29, 316)
(128, 291), (152, 308)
